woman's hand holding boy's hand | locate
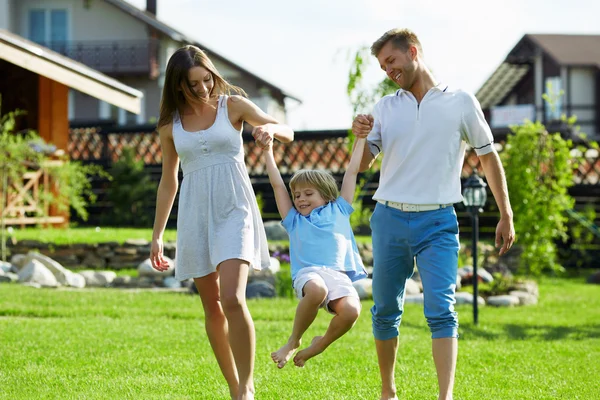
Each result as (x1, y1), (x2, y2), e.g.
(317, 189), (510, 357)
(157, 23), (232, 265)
(252, 124), (274, 149)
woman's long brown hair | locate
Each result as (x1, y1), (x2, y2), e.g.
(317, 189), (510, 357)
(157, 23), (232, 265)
(157, 45), (246, 128)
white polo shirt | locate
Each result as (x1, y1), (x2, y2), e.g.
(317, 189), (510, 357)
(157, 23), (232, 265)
(367, 84), (494, 205)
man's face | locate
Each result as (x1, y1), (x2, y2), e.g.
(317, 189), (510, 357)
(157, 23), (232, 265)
(377, 41), (417, 90)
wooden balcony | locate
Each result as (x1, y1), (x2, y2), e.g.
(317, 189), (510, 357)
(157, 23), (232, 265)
(40, 39), (158, 76)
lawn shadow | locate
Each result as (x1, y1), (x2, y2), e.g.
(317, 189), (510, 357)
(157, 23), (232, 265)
(459, 322), (600, 341)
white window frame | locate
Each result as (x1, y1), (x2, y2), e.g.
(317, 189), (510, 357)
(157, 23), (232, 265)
(24, 6), (72, 44)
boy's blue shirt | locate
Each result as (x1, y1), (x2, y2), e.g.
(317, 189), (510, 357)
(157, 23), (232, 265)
(281, 196), (367, 282)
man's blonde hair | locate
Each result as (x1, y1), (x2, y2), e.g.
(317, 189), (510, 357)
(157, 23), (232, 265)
(289, 170), (339, 203)
(371, 28), (423, 57)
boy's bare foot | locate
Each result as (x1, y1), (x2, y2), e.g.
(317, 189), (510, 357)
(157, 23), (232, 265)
(293, 336), (324, 367)
(271, 339), (300, 368)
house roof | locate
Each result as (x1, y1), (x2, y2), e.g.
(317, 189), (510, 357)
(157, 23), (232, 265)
(0, 29), (143, 113)
(104, 0), (302, 103)
(476, 33), (600, 109)
(527, 34), (600, 67)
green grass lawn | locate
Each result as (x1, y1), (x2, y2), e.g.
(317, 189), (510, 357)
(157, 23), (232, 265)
(1, 278), (599, 399)
(7, 227), (178, 245)
(6, 227), (374, 246)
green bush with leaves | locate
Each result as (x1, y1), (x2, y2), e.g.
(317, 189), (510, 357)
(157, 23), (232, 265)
(274, 262), (294, 299)
(100, 146), (157, 227)
(0, 96), (107, 223)
(501, 116), (599, 275)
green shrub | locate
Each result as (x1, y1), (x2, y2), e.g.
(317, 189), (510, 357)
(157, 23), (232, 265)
(100, 147), (157, 227)
(274, 262), (294, 299)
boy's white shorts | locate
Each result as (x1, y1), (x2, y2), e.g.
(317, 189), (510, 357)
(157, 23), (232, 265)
(293, 266), (360, 314)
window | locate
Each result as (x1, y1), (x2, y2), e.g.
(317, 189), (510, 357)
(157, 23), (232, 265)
(27, 9), (68, 51)
(545, 77), (562, 122)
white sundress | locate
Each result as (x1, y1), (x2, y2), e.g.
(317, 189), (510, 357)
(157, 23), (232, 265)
(171, 95), (270, 281)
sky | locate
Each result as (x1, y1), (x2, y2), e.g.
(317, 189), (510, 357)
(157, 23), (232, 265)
(126, 0), (599, 130)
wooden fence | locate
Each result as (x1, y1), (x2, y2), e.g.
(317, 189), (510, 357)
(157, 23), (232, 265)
(1, 160), (67, 227)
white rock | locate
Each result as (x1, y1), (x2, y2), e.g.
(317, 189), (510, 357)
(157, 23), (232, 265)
(455, 292), (486, 305)
(10, 254), (28, 270)
(509, 290), (538, 305)
(78, 270), (117, 287)
(1, 261), (12, 273)
(268, 257), (280, 274)
(18, 260), (59, 287)
(405, 278), (421, 295)
(487, 295), (520, 307)
(404, 293), (424, 304)
(137, 257), (175, 277)
(353, 278), (372, 300)
(24, 252), (85, 288)
(163, 276), (181, 289)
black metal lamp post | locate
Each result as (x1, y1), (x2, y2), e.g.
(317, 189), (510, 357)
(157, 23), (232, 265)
(462, 171), (487, 325)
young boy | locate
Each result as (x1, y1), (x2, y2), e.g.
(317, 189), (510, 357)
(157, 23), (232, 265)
(260, 134), (368, 368)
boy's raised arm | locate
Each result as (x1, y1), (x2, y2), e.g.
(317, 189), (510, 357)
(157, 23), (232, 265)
(341, 137), (367, 204)
(264, 144), (294, 220)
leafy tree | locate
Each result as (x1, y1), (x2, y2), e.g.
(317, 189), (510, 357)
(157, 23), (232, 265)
(501, 89), (598, 275)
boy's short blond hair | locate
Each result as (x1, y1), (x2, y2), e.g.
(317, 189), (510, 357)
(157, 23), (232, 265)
(289, 169), (339, 203)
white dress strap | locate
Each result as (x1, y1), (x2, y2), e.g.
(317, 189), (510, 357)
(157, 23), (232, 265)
(218, 95), (228, 109)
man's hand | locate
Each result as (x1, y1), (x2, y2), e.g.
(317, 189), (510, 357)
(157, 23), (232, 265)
(352, 114), (374, 139)
(496, 216), (515, 255)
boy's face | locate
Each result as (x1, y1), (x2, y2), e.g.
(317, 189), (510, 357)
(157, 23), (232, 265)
(293, 185), (327, 216)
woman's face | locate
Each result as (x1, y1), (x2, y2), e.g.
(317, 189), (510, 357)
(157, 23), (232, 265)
(181, 66), (213, 101)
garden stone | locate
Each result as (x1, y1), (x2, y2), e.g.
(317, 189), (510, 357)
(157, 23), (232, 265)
(138, 276), (155, 288)
(10, 254), (28, 270)
(0, 272), (19, 283)
(458, 266), (494, 283)
(112, 276), (134, 287)
(246, 281), (276, 299)
(487, 295), (520, 307)
(263, 221), (288, 241)
(137, 257), (175, 277)
(509, 290), (538, 305)
(586, 271), (600, 284)
(361, 248), (373, 267)
(1, 261), (11, 273)
(24, 252), (85, 288)
(163, 276), (181, 289)
(404, 293), (424, 304)
(455, 292), (485, 305)
(248, 268), (275, 286)
(405, 278), (420, 295)
(18, 260), (59, 287)
(513, 281), (539, 297)
(82, 253), (106, 269)
(269, 257), (281, 274)
(353, 278), (372, 300)
(79, 270), (117, 287)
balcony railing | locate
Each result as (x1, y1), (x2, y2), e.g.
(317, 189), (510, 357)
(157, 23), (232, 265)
(39, 39), (158, 75)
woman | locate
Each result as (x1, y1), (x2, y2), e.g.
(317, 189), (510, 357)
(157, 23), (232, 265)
(150, 45), (294, 400)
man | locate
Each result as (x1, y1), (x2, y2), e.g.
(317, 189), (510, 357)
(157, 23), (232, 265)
(352, 29), (515, 400)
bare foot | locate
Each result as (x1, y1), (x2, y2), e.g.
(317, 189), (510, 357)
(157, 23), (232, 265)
(238, 385), (254, 400)
(293, 336), (324, 367)
(271, 339), (300, 368)
(380, 387), (397, 400)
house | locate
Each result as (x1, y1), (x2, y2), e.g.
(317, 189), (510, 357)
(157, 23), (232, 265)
(475, 34), (600, 140)
(0, 0), (300, 127)
(0, 28), (142, 226)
